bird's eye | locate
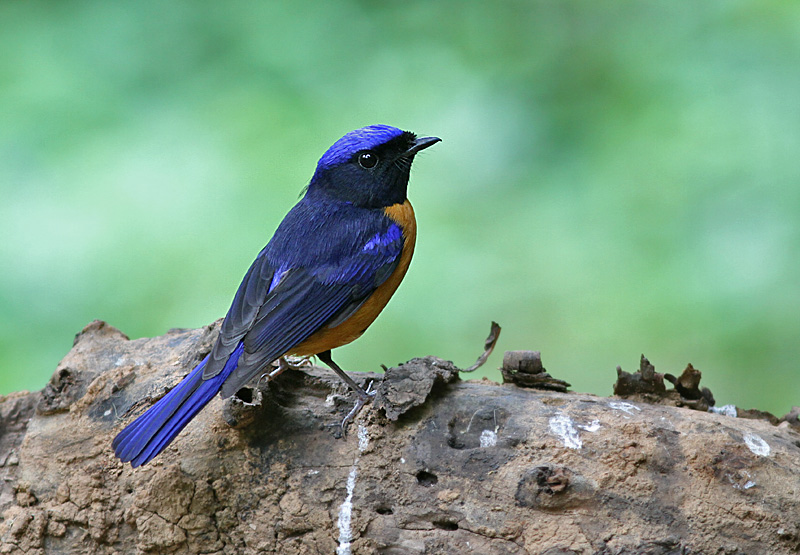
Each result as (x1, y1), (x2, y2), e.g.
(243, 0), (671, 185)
(358, 151), (378, 169)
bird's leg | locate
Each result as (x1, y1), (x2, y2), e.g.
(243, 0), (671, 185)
(317, 350), (375, 436)
(317, 350), (371, 398)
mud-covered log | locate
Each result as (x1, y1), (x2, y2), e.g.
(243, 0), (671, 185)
(1, 320), (800, 554)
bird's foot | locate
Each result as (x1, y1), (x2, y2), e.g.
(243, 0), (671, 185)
(283, 355), (313, 370)
(340, 380), (376, 438)
(256, 356), (310, 389)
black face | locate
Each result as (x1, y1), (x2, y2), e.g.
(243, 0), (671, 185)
(313, 132), (421, 209)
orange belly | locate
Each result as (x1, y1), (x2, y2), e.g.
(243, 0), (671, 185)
(291, 200), (416, 356)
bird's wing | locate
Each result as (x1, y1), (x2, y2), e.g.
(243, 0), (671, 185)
(208, 216), (404, 397)
(203, 248), (276, 380)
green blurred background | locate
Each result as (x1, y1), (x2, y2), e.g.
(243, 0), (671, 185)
(2, 1), (798, 415)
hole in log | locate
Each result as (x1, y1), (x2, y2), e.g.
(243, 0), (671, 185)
(235, 387), (253, 403)
(416, 470), (438, 487)
(433, 520), (459, 531)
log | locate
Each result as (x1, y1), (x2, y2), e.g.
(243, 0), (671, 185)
(1, 320), (799, 554)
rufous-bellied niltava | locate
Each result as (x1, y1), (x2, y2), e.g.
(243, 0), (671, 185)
(112, 125), (439, 467)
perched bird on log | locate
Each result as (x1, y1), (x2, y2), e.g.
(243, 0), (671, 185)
(113, 125), (439, 467)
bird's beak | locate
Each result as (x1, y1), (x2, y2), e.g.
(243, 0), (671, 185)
(403, 136), (441, 157)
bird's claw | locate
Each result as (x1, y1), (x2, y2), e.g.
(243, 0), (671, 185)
(340, 380), (376, 438)
(255, 356), (312, 389)
(284, 355), (313, 370)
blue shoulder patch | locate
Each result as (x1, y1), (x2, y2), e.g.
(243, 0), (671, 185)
(317, 125), (404, 169)
(310, 222), (403, 286)
(362, 223), (403, 253)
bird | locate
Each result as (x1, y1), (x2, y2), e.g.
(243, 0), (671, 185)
(112, 124), (440, 467)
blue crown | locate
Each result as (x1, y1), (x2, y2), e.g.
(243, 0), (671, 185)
(317, 125), (405, 169)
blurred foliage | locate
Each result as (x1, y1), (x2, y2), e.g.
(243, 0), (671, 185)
(1, 0), (799, 415)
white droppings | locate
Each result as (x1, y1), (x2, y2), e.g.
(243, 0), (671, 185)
(336, 426), (370, 554)
(325, 394), (337, 407)
(579, 419), (601, 432)
(479, 429), (498, 448)
(103, 409), (112, 417)
(549, 413), (582, 449)
(729, 470), (757, 491)
(357, 425), (369, 452)
(710, 404), (738, 418)
(608, 401), (641, 416)
(743, 433), (771, 457)
(400, 458), (406, 464)
(336, 467), (358, 555)
(658, 416), (675, 427)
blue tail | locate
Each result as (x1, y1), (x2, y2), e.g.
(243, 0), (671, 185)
(112, 344), (244, 467)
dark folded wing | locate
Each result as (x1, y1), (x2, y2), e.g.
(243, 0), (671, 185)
(214, 218), (405, 398)
(203, 248), (276, 380)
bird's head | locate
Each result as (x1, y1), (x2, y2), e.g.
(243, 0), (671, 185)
(308, 125), (440, 208)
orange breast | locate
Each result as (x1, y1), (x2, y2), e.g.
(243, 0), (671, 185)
(291, 200), (417, 356)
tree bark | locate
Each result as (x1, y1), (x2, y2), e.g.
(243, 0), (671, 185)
(1, 320), (799, 554)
